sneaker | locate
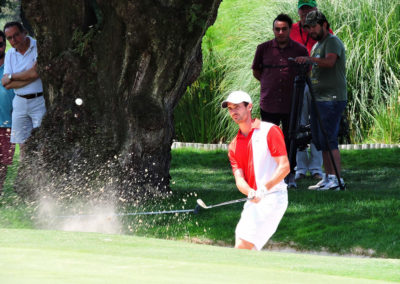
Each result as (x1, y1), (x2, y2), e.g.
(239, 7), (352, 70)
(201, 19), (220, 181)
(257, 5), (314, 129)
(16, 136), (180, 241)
(308, 175), (328, 190)
(335, 177), (346, 191)
(286, 173), (297, 189)
(295, 173), (306, 181)
(317, 175), (338, 191)
(318, 175), (345, 191)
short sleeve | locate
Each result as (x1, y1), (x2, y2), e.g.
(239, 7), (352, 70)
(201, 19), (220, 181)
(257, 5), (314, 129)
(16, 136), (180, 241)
(325, 37), (343, 58)
(228, 139), (239, 174)
(267, 125), (287, 157)
(3, 51), (12, 75)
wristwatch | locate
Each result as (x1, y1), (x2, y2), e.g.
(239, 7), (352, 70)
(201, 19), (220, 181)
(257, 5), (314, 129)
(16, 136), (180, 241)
(7, 73), (12, 80)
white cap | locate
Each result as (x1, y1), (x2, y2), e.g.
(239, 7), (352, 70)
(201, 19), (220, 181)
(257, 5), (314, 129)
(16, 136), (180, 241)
(221, 91), (252, 108)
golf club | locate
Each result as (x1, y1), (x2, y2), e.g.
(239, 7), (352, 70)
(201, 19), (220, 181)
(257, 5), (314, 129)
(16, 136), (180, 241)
(55, 207), (199, 219)
(196, 197), (250, 210)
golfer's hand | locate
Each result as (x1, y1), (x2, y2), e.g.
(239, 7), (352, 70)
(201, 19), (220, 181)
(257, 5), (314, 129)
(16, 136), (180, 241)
(248, 189), (261, 203)
(255, 187), (268, 200)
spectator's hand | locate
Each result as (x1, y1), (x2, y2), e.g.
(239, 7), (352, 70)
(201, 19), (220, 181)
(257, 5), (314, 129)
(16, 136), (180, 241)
(1, 74), (10, 87)
(295, 56), (311, 64)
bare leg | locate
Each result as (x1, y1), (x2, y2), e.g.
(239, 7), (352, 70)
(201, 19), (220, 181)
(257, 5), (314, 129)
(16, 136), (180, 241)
(322, 149), (341, 175)
(0, 165), (7, 195)
(235, 238), (255, 250)
(19, 144), (25, 161)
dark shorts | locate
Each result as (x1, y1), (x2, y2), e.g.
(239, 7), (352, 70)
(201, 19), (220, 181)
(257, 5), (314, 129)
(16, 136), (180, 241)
(0, 128), (15, 165)
(310, 101), (347, 151)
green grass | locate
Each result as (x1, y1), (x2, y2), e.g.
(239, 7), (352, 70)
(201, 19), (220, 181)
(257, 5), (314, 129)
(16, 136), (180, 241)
(166, 148), (400, 258)
(1, 148), (400, 259)
(1, 228), (399, 283)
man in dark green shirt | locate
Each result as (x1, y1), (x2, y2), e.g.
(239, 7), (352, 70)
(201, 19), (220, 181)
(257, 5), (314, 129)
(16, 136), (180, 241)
(295, 11), (347, 191)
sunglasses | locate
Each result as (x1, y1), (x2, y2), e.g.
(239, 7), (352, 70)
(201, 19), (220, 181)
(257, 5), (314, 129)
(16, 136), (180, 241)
(0, 42), (5, 48)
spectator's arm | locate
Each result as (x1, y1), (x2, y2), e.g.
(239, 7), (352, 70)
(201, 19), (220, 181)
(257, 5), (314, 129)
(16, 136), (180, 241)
(295, 53), (338, 68)
(2, 63), (39, 88)
(309, 53), (338, 68)
(3, 79), (36, 90)
(252, 69), (261, 81)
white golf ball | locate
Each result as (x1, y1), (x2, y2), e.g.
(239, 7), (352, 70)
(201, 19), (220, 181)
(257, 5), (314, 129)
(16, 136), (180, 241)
(75, 98), (83, 106)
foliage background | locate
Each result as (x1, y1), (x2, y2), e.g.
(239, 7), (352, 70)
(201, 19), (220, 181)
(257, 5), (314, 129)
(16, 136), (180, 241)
(0, 0), (20, 27)
(174, 0), (400, 144)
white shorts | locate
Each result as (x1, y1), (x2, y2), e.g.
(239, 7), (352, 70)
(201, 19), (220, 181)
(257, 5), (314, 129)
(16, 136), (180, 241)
(11, 95), (46, 144)
(235, 189), (288, 251)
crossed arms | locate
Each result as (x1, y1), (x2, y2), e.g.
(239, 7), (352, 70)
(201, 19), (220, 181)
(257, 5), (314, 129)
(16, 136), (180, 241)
(1, 62), (40, 90)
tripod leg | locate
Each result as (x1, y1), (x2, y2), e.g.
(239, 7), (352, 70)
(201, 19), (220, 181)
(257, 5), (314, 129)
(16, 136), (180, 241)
(288, 76), (306, 173)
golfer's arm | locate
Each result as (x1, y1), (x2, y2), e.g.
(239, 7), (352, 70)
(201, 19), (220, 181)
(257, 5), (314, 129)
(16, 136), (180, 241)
(233, 169), (254, 197)
(264, 155), (290, 190)
(310, 53), (338, 68)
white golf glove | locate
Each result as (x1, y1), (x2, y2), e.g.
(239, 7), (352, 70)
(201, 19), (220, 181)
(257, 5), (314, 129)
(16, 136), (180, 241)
(255, 187), (268, 199)
(247, 189), (256, 199)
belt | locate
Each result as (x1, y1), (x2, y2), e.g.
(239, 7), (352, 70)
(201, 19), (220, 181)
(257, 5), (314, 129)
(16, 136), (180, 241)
(17, 92), (43, 99)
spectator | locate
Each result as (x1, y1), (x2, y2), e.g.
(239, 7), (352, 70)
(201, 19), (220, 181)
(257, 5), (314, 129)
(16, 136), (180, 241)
(290, 0), (326, 181)
(1, 22), (46, 160)
(0, 30), (15, 195)
(295, 11), (346, 190)
(252, 13), (308, 188)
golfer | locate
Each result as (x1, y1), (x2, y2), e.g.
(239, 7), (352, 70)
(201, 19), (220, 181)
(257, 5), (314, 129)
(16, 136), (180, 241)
(222, 91), (290, 250)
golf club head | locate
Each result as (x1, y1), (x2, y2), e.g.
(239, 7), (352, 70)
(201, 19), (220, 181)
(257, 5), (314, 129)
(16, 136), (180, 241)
(196, 199), (208, 209)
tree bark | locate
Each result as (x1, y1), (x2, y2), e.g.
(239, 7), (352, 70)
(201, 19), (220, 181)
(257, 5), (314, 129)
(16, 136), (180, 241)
(18, 0), (221, 201)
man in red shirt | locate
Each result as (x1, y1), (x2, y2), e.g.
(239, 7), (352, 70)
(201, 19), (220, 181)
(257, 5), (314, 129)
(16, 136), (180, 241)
(222, 90), (290, 250)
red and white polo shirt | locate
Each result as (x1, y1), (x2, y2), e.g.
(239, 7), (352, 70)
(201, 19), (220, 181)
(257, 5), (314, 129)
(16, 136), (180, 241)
(228, 119), (287, 192)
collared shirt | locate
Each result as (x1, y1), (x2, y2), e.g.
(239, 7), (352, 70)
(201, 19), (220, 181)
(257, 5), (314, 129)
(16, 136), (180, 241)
(228, 119), (287, 192)
(0, 64), (15, 128)
(252, 39), (308, 114)
(4, 36), (43, 95)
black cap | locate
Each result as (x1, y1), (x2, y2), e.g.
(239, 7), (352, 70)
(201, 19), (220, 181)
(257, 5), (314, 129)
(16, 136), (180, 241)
(304, 10), (327, 28)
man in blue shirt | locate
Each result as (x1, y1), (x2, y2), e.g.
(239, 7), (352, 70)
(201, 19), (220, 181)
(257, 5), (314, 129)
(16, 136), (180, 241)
(0, 30), (15, 195)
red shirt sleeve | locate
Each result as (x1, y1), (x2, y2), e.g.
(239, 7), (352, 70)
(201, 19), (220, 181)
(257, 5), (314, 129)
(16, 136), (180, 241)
(267, 125), (287, 157)
(228, 138), (239, 174)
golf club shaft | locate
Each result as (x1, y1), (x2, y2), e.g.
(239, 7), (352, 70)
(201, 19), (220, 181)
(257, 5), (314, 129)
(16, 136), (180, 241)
(207, 197), (249, 208)
(55, 208), (195, 218)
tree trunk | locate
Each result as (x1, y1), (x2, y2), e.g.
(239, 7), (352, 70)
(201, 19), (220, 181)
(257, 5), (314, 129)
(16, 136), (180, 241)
(18, 0), (221, 202)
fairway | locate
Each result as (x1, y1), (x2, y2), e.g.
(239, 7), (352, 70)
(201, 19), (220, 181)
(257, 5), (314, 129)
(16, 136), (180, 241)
(0, 229), (399, 283)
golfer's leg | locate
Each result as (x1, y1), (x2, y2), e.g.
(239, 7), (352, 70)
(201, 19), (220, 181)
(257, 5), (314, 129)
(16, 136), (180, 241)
(235, 238), (255, 250)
